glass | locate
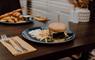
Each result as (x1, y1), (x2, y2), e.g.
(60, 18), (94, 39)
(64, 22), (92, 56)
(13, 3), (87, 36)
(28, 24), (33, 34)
(19, 0), (27, 15)
(40, 19), (48, 29)
(33, 16), (49, 29)
(19, 0), (32, 22)
(59, 12), (72, 33)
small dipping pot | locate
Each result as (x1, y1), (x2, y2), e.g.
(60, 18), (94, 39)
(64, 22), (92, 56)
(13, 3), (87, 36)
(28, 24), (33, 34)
(22, 15), (32, 21)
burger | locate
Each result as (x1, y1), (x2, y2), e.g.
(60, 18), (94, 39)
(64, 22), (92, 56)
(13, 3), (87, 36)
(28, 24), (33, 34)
(48, 22), (67, 39)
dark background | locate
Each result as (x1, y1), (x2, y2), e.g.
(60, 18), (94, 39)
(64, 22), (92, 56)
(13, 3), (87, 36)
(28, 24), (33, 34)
(89, 0), (95, 22)
(0, 0), (94, 22)
(0, 0), (20, 15)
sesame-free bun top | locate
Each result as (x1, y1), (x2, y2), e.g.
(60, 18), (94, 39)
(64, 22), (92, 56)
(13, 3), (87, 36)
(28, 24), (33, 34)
(48, 22), (67, 32)
(34, 16), (48, 22)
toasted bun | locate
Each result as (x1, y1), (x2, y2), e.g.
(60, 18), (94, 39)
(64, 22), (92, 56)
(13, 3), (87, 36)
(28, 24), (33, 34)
(48, 22), (67, 32)
(34, 16), (48, 22)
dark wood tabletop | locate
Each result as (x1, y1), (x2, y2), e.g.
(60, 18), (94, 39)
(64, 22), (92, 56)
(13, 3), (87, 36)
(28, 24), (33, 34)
(0, 22), (95, 60)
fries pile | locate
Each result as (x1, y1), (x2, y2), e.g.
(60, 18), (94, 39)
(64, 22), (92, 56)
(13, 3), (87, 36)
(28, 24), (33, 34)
(0, 9), (25, 23)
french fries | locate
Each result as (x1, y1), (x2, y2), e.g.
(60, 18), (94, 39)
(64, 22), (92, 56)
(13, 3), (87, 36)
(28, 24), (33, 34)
(0, 9), (25, 23)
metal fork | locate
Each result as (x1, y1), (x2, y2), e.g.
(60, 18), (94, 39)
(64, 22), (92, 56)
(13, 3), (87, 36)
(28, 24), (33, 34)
(1, 34), (22, 52)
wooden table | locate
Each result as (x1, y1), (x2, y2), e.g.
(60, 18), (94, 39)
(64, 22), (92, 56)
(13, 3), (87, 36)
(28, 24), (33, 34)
(0, 22), (95, 60)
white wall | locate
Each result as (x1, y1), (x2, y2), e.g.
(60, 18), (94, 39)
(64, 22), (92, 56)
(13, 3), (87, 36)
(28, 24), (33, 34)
(32, 0), (74, 23)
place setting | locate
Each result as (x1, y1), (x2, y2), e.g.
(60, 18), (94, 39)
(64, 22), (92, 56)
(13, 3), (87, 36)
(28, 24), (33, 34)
(21, 14), (75, 44)
(0, 34), (37, 56)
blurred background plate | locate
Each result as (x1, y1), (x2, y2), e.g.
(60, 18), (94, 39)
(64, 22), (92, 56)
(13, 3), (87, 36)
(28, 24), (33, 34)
(0, 18), (33, 25)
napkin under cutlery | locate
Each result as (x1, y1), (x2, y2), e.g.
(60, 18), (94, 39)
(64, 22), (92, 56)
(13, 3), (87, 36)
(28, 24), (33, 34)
(0, 36), (37, 56)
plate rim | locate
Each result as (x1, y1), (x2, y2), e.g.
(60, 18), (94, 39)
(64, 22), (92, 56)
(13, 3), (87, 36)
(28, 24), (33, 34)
(0, 19), (33, 25)
(21, 27), (75, 44)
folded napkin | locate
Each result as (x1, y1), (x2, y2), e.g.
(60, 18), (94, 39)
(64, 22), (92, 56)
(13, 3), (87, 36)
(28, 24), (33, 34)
(0, 36), (37, 56)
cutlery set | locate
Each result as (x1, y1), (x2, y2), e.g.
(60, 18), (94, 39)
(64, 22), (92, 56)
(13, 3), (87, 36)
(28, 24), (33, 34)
(0, 35), (37, 56)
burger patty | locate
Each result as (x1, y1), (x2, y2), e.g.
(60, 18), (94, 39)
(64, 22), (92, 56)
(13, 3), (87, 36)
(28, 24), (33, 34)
(52, 32), (66, 39)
